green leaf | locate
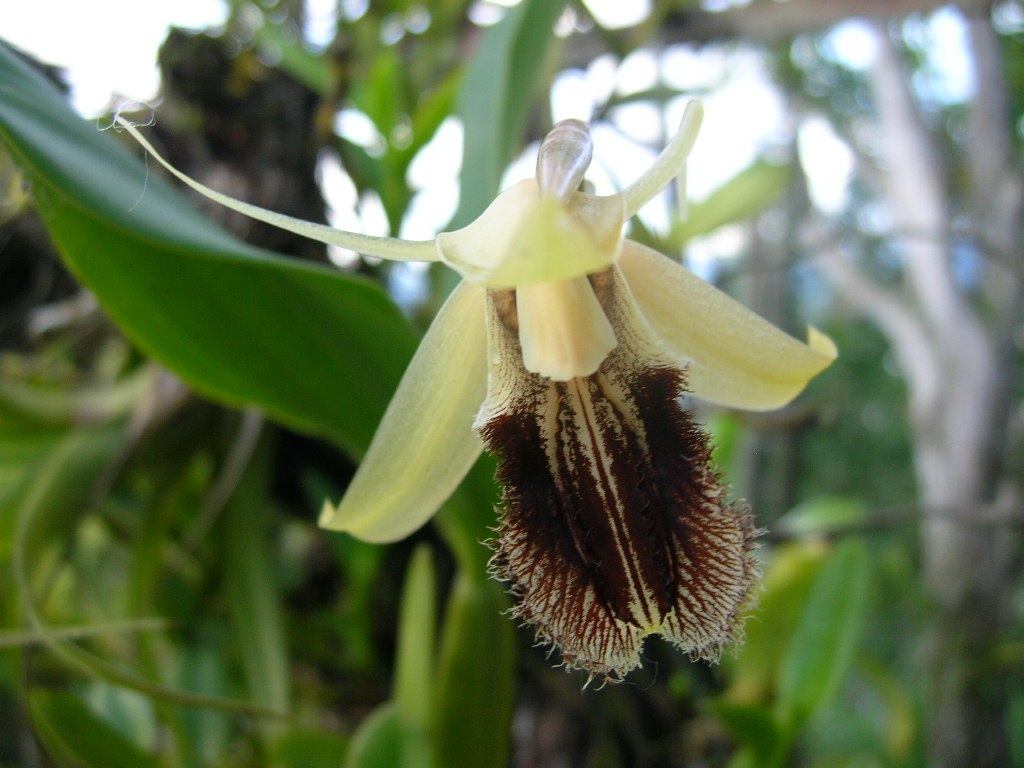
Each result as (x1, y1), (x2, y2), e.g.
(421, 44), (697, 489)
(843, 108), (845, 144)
(177, 631), (233, 764)
(713, 702), (784, 765)
(341, 47), (461, 233)
(10, 430), (292, 721)
(0, 40), (417, 458)
(723, 540), (827, 707)
(28, 689), (163, 768)
(0, 619), (169, 650)
(435, 455), (499, 574)
(254, 21), (331, 94)
(11, 426), (125, 567)
(776, 538), (871, 731)
(353, 47), (407, 138)
(860, 659), (917, 764)
(393, 544), (438, 725)
(450, 0), (567, 227)
(0, 365), (154, 426)
(221, 438), (291, 727)
(776, 495), (870, 537)
(406, 68), (462, 164)
(429, 574), (516, 768)
(272, 729), (350, 768)
(670, 160), (792, 246)
(344, 703), (436, 768)
(322, 532), (386, 670)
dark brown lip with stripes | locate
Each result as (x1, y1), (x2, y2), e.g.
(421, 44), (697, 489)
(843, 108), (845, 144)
(481, 272), (759, 681)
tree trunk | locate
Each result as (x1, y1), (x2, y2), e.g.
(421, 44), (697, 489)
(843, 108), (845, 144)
(825, 15), (1020, 767)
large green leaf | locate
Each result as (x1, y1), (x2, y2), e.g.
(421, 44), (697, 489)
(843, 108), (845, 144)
(0, 40), (416, 457)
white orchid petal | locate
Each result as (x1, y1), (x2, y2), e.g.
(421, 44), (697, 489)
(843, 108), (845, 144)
(436, 181), (624, 287)
(319, 281), (487, 542)
(620, 101), (703, 219)
(516, 276), (617, 381)
(620, 241), (836, 410)
(117, 118), (437, 262)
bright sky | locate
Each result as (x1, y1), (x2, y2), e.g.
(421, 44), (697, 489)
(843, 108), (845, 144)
(2, 0), (654, 117)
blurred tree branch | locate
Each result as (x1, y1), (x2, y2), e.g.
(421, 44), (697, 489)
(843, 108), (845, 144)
(661, 0), (995, 42)
(569, 0), (996, 67)
(811, 12), (1020, 767)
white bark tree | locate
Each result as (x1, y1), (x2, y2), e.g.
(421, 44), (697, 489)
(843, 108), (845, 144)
(818, 12), (1021, 766)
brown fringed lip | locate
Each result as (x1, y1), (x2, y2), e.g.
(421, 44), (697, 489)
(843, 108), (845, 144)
(479, 268), (761, 681)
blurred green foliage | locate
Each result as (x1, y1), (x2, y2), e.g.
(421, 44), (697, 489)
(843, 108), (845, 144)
(1, 1), (1021, 767)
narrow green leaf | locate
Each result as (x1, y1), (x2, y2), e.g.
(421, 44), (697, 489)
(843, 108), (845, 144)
(11, 429), (292, 720)
(0, 618), (169, 649)
(776, 495), (870, 537)
(713, 702), (784, 764)
(406, 68), (462, 163)
(451, 0), (567, 227)
(12, 426), (124, 567)
(323, 533), (386, 670)
(670, 160), (792, 246)
(354, 47), (406, 137)
(28, 689), (162, 768)
(434, 455), (499, 575)
(343, 547), (442, 768)
(221, 439), (291, 723)
(254, 21), (331, 93)
(429, 574), (516, 768)
(0, 40), (417, 458)
(776, 538), (871, 730)
(861, 659), (917, 764)
(177, 630), (233, 765)
(0, 364), (154, 426)
(393, 544), (437, 725)
(344, 703), (436, 768)
(722, 540), (827, 707)
(272, 729), (350, 768)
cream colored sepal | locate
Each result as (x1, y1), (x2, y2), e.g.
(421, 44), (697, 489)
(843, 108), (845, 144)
(435, 181), (624, 288)
(319, 281), (488, 542)
(619, 241), (837, 411)
(515, 276), (618, 381)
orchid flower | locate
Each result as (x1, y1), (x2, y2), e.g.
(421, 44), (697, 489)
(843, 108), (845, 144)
(119, 104), (836, 680)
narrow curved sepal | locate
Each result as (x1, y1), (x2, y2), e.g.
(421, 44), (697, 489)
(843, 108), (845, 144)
(620, 100), (704, 219)
(116, 118), (437, 263)
(620, 241), (837, 411)
(319, 281), (488, 542)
